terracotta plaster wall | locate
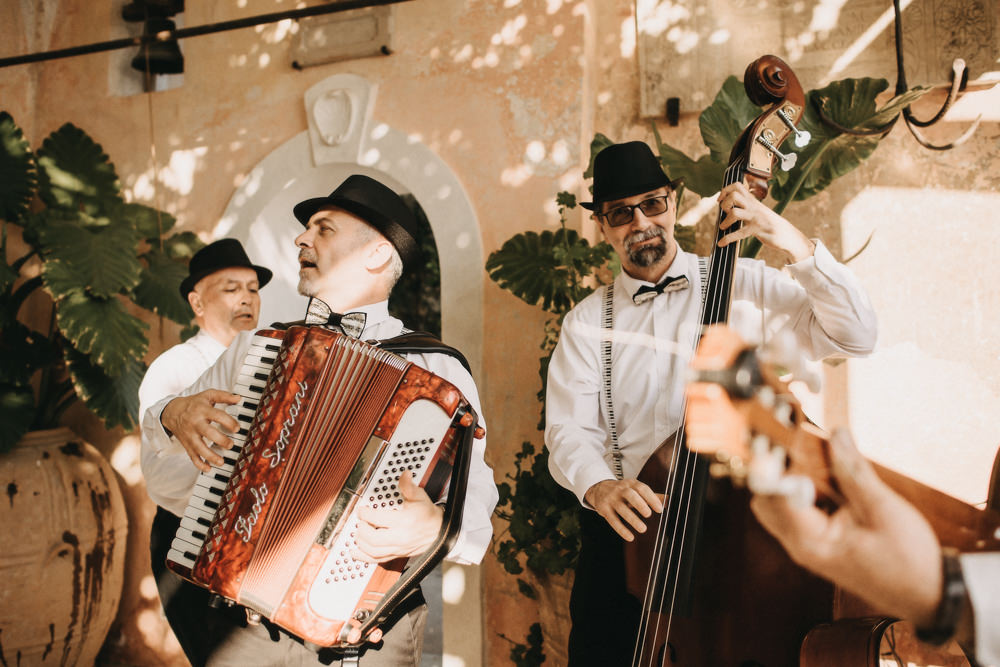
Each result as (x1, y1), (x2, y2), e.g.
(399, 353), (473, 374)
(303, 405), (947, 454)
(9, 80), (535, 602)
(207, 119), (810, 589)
(4, 0), (999, 665)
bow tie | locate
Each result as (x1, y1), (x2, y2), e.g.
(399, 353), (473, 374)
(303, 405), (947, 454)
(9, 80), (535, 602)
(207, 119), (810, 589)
(303, 298), (367, 338)
(632, 275), (690, 305)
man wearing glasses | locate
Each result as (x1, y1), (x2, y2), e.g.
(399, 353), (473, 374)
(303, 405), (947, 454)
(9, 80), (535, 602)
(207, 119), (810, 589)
(543, 140), (878, 665)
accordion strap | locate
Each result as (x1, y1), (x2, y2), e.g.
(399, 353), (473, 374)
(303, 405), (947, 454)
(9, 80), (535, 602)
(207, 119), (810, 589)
(376, 331), (473, 375)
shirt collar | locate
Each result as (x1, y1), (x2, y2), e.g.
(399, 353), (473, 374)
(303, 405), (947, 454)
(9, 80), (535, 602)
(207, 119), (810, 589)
(616, 248), (695, 298)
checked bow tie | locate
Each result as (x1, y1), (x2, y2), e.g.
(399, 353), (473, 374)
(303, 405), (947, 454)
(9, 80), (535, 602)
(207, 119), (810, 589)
(303, 298), (367, 338)
(632, 274), (690, 305)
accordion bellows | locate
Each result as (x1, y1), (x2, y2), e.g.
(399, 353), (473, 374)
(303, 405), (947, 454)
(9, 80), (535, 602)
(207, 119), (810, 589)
(166, 326), (476, 646)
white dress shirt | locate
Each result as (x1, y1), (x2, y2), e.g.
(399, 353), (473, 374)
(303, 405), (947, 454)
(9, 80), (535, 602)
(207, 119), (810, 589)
(544, 241), (878, 504)
(960, 552), (1000, 665)
(141, 300), (498, 566)
(138, 329), (227, 423)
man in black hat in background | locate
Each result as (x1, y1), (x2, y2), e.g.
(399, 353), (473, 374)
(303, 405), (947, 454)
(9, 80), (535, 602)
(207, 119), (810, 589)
(543, 141), (878, 664)
(139, 237), (272, 666)
(141, 174), (497, 666)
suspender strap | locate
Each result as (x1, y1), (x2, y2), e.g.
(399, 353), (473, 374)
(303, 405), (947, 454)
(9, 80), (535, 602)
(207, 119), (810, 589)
(600, 282), (624, 479)
(599, 256), (709, 481)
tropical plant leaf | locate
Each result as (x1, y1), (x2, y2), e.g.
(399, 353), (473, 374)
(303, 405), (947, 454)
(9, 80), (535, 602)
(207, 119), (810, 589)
(65, 347), (144, 430)
(0, 111), (36, 223)
(133, 246), (194, 324)
(582, 133), (616, 180)
(0, 320), (58, 386)
(35, 211), (142, 298)
(162, 230), (204, 261)
(54, 290), (148, 377)
(861, 85), (930, 130)
(486, 229), (611, 314)
(770, 78), (891, 202)
(36, 123), (120, 214)
(0, 254), (17, 294)
(0, 382), (36, 453)
(699, 75), (764, 165)
(119, 200), (177, 239)
(654, 140), (726, 198)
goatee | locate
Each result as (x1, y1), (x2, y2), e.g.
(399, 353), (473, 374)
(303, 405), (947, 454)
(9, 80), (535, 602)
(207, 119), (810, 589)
(625, 228), (668, 267)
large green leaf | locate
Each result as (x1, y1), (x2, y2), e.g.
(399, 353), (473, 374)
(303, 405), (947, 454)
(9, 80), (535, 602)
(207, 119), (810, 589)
(486, 229), (612, 314)
(771, 78), (891, 202)
(65, 347), (144, 430)
(0, 383), (36, 453)
(699, 76), (764, 165)
(54, 290), (148, 377)
(162, 230), (204, 261)
(119, 200), (176, 239)
(133, 246), (194, 324)
(36, 123), (120, 214)
(35, 211), (142, 298)
(0, 112), (36, 223)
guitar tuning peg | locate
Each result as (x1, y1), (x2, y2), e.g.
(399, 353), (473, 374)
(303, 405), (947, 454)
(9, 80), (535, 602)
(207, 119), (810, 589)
(773, 399), (794, 426)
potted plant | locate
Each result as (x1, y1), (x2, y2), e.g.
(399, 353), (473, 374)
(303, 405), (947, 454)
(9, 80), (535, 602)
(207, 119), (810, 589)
(0, 110), (200, 665)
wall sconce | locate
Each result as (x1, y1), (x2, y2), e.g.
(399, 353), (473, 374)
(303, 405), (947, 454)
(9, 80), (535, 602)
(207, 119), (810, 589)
(130, 18), (184, 75)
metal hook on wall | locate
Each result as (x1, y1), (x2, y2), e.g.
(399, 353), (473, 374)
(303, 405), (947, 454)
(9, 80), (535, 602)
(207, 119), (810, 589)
(892, 0), (982, 150)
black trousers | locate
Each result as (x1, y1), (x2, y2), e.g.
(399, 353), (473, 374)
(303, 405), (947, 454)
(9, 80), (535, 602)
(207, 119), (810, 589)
(567, 509), (642, 667)
(150, 506), (427, 666)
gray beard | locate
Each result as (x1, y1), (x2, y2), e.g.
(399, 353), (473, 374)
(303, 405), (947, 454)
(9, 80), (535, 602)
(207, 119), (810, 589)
(297, 275), (317, 297)
(625, 228), (668, 267)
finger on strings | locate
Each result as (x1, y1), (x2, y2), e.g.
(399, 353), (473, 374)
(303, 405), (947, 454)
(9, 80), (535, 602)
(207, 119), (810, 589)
(622, 488), (654, 518)
(635, 484), (664, 513)
(617, 503), (651, 534)
(827, 428), (890, 523)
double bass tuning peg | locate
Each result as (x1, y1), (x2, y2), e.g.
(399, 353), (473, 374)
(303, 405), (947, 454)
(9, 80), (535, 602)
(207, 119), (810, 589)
(777, 107), (811, 148)
(757, 132), (798, 171)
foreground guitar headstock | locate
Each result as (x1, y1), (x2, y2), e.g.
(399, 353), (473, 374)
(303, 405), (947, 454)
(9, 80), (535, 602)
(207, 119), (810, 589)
(684, 325), (840, 506)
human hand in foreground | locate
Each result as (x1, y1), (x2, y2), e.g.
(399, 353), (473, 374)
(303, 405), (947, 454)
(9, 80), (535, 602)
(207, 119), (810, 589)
(717, 182), (815, 263)
(585, 479), (664, 541)
(750, 428), (943, 628)
(159, 390), (241, 472)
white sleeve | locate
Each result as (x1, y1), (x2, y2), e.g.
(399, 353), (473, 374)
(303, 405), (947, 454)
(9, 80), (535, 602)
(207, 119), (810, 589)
(543, 305), (616, 505)
(409, 352), (498, 566)
(960, 552), (1000, 666)
(140, 332), (254, 516)
(733, 240), (878, 360)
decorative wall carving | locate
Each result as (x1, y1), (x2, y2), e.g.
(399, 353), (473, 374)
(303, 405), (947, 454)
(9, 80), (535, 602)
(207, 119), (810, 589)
(637, 0), (999, 117)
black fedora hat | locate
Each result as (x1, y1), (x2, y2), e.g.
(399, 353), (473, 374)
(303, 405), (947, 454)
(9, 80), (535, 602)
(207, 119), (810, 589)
(179, 238), (273, 298)
(293, 174), (419, 266)
(580, 141), (678, 211)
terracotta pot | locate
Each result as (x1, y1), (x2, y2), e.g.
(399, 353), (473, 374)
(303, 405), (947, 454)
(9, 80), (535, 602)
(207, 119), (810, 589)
(0, 427), (128, 666)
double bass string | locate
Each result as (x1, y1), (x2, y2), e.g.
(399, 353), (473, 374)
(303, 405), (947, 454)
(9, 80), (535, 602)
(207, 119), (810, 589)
(632, 160), (745, 665)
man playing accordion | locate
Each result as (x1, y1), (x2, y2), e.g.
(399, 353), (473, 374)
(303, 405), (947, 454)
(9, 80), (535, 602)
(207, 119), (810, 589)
(141, 174), (497, 667)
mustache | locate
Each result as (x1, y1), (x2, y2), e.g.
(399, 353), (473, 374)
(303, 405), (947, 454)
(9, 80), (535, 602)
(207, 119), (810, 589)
(298, 250), (317, 264)
(624, 227), (666, 250)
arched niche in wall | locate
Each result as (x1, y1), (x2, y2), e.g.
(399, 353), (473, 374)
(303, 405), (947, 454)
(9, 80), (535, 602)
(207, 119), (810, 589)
(214, 73), (484, 664)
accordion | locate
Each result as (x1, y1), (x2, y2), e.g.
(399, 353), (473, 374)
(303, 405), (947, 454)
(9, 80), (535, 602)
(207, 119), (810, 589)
(165, 325), (478, 646)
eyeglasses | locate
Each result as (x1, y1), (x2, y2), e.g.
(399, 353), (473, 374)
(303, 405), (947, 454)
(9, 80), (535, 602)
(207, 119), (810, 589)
(600, 195), (671, 227)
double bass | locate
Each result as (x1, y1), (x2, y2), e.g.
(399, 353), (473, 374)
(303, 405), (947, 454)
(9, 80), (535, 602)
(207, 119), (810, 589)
(624, 53), (828, 667)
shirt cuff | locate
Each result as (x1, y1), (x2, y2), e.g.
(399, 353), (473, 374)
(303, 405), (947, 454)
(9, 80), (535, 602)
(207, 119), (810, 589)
(785, 239), (834, 288)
